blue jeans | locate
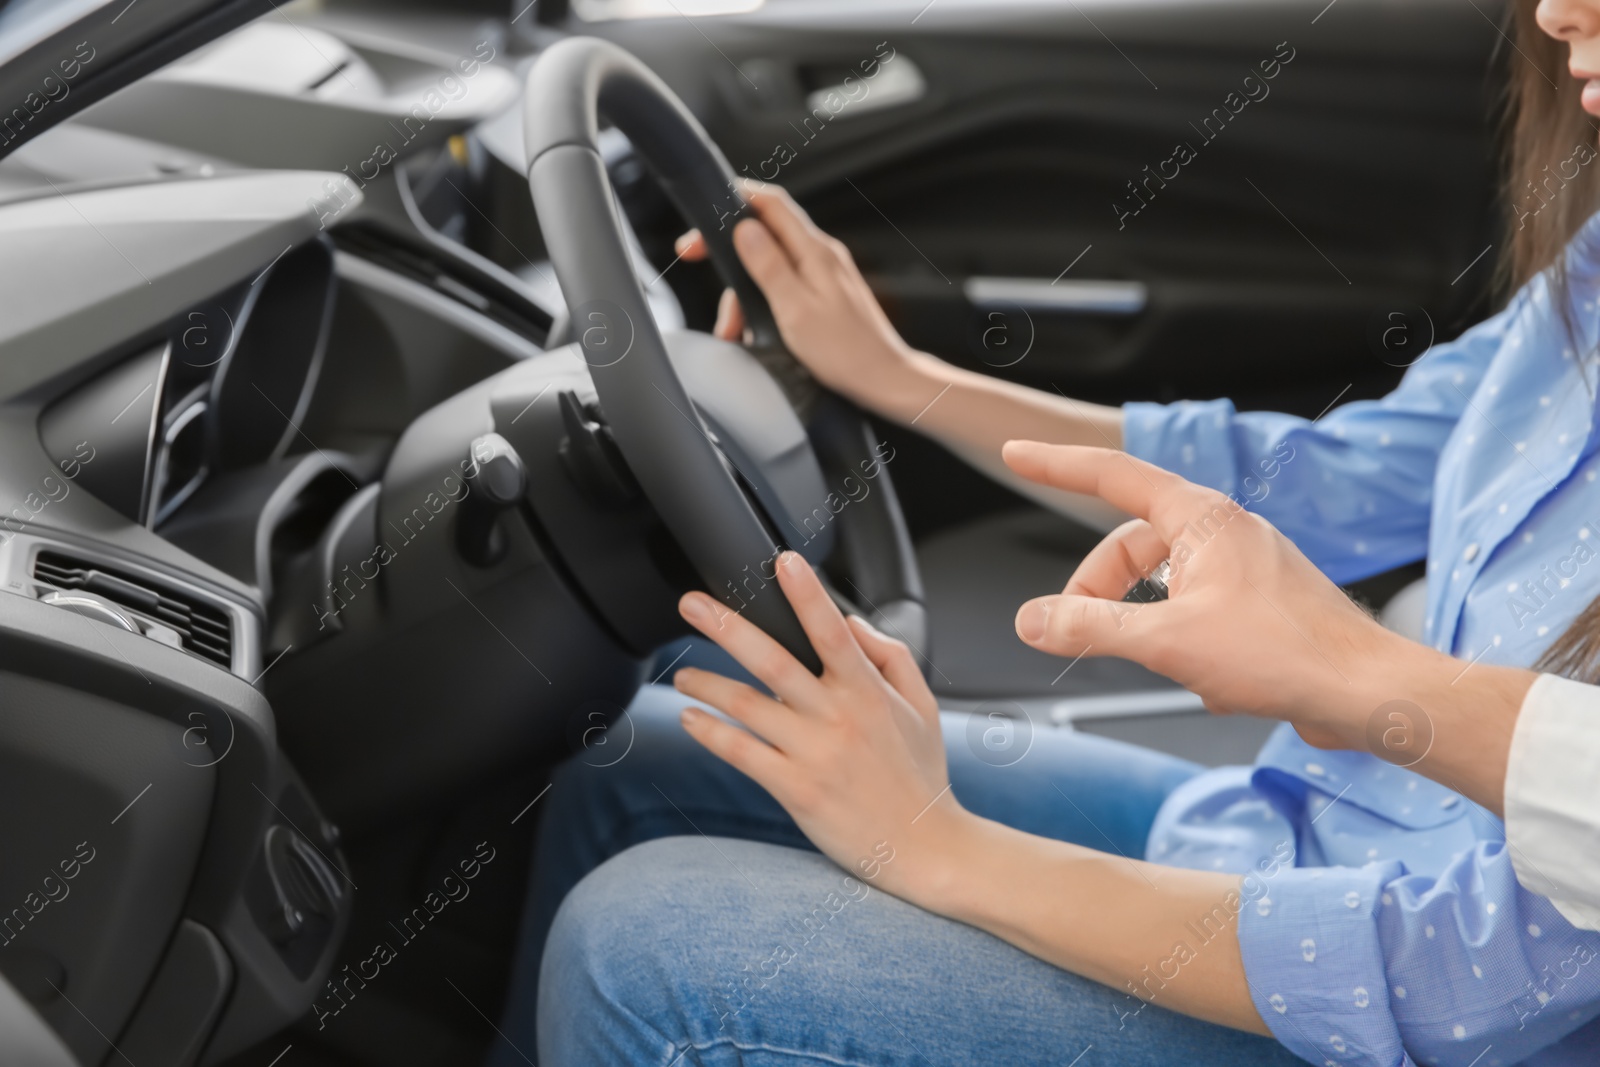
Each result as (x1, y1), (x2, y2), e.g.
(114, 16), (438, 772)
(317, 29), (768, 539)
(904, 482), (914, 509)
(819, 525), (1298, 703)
(489, 684), (1302, 1066)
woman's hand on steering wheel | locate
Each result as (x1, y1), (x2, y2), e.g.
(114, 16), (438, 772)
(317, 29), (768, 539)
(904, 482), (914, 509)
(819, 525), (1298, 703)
(1002, 440), (1420, 751)
(674, 181), (921, 409)
(671, 552), (967, 906)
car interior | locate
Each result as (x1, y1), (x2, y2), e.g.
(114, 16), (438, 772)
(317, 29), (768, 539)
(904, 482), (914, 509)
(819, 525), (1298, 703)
(0, 0), (1504, 1063)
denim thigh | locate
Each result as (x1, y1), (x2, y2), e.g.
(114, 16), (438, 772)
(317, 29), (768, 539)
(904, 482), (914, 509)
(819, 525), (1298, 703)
(536, 837), (1300, 1067)
(488, 684), (1202, 1067)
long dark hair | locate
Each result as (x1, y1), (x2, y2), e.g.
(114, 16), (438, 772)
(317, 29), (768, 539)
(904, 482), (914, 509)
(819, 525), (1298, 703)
(1503, 0), (1600, 680)
(1500, 0), (1600, 296)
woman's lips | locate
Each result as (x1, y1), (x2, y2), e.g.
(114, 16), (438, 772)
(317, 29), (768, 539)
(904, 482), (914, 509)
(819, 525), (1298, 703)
(1581, 76), (1600, 116)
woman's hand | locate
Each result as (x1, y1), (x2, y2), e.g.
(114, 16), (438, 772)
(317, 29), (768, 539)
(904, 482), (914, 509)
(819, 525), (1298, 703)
(674, 181), (921, 408)
(673, 551), (965, 904)
(676, 544), (1273, 1036)
(675, 183), (1134, 530)
(1001, 440), (1416, 750)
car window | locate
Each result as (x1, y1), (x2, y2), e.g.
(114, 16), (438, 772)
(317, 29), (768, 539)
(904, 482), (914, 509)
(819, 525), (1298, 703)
(0, 0), (109, 65)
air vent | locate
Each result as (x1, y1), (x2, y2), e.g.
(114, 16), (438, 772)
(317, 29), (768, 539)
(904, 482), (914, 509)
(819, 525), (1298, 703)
(33, 550), (233, 668)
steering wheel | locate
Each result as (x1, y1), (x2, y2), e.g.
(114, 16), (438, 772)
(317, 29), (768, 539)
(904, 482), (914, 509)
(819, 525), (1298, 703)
(522, 36), (924, 673)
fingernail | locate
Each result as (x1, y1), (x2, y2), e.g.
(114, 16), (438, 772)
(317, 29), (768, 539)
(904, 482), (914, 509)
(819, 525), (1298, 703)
(680, 594), (713, 627)
(851, 613), (883, 638)
(1016, 598), (1052, 644)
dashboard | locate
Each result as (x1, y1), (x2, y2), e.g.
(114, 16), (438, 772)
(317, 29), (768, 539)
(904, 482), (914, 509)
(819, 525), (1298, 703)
(0, 138), (583, 1061)
(0, 166), (353, 1066)
(41, 240), (335, 532)
(26, 237), (337, 681)
(0, 8), (647, 1064)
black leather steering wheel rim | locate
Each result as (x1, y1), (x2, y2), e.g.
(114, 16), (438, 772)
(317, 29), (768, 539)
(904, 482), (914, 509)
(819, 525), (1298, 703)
(523, 36), (924, 674)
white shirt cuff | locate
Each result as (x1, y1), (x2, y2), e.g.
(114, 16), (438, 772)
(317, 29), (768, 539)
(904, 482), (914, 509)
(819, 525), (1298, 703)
(1504, 673), (1600, 932)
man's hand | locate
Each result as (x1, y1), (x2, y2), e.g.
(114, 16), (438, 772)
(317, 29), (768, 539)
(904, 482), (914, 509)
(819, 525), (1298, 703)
(675, 181), (920, 407)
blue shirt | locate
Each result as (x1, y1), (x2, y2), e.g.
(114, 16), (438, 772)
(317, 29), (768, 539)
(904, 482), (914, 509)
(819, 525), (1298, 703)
(1123, 212), (1600, 1066)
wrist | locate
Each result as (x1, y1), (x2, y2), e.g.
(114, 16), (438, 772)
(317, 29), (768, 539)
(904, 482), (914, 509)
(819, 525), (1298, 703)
(887, 803), (998, 920)
(1407, 653), (1533, 813)
(1346, 628), (1534, 810)
(856, 348), (949, 424)
(1337, 625), (1453, 748)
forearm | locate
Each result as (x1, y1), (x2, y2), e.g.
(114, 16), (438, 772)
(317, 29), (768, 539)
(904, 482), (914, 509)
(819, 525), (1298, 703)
(910, 811), (1270, 1036)
(717, 187), (1129, 530)
(868, 351), (1131, 531)
(1349, 635), (1536, 816)
(875, 351), (1124, 449)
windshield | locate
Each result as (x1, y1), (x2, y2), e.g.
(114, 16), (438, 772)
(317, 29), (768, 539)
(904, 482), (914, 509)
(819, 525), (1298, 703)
(0, 0), (111, 66)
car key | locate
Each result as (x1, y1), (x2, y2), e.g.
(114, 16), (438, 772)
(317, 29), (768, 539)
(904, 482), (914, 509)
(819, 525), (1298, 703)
(1121, 558), (1171, 604)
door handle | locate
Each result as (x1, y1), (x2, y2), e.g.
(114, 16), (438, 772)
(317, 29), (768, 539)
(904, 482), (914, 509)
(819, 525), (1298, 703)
(963, 277), (1147, 316)
(802, 54), (926, 116)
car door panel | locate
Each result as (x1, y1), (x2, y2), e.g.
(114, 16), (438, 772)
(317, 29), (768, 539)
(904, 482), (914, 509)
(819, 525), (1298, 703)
(567, 0), (1504, 412)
